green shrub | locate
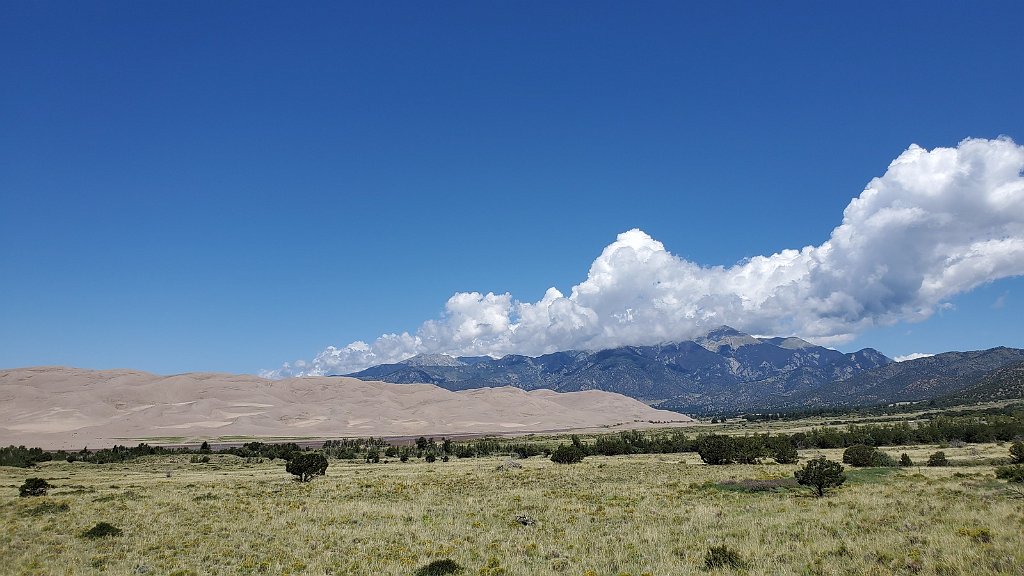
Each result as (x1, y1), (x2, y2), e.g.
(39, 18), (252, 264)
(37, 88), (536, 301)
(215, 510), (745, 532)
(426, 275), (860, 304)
(731, 436), (766, 464)
(286, 452), (328, 482)
(695, 435), (735, 465)
(425, 453), (437, 463)
(900, 453), (913, 467)
(927, 451), (949, 467)
(795, 456), (846, 497)
(1009, 440), (1024, 464)
(958, 527), (993, 543)
(82, 522), (122, 538)
(995, 464), (1024, 482)
(550, 444), (586, 464)
(19, 477), (51, 497)
(769, 438), (799, 464)
(842, 444), (877, 467)
(414, 559), (462, 576)
(704, 545), (745, 569)
(872, 451), (897, 467)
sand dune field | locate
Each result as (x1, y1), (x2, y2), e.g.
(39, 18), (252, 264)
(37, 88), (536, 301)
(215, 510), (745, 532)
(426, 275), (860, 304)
(0, 366), (692, 449)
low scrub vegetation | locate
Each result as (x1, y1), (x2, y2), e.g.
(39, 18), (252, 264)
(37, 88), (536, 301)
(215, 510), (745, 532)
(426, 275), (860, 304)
(795, 456), (847, 497)
(286, 452), (328, 482)
(18, 477), (51, 497)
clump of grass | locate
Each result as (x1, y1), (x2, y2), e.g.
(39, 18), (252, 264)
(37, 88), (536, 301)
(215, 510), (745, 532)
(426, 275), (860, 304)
(716, 477), (797, 492)
(92, 490), (142, 502)
(704, 545), (745, 570)
(193, 492), (219, 502)
(82, 522), (122, 538)
(958, 527), (993, 543)
(22, 501), (70, 516)
(414, 558), (462, 576)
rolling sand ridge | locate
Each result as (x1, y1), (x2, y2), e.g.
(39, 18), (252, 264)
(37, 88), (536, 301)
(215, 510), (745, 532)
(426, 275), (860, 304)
(0, 366), (692, 449)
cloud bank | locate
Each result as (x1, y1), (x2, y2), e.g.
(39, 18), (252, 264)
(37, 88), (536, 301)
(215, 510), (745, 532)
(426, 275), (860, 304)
(894, 353), (935, 363)
(266, 137), (1024, 377)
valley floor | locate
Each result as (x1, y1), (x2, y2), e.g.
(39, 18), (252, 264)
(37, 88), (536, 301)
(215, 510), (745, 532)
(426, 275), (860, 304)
(2, 446), (1022, 575)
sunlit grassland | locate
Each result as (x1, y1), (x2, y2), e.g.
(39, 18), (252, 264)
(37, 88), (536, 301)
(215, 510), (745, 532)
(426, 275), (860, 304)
(2, 446), (1022, 576)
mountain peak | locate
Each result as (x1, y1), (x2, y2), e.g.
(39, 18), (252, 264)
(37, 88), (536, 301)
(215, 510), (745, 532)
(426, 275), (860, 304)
(705, 325), (742, 337)
(696, 326), (761, 352)
(399, 354), (465, 367)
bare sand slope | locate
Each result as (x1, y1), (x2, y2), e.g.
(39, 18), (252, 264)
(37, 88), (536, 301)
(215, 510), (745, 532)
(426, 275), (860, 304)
(0, 366), (692, 449)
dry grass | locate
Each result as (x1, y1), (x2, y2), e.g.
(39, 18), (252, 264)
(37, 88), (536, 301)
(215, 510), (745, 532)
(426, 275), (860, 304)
(1, 447), (1022, 575)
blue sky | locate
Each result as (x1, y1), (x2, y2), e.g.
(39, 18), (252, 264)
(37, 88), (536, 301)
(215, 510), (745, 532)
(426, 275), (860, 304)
(2, 2), (1023, 375)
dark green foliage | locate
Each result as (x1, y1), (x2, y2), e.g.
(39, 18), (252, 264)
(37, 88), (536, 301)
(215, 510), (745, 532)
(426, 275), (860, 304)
(704, 545), (745, 570)
(871, 451), (897, 467)
(82, 522), (122, 538)
(900, 453), (913, 467)
(767, 436), (799, 464)
(795, 457), (846, 497)
(2, 445), (55, 467)
(199, 441), (211, 453)
(1010, 440), (1024, 464)
(365, 449), (380, 464)
(994, 464), (1024, 482)
(286, 452), (328, 482)
(842, 444), (878, 467)
(695, 435), (736, 465)
(414, 559), (462, 576)
(550, 443), (586, 464)
(19, 477), (51, 497)
(424, 453), (436, 463)
(732, 436), (766, 464)
(227, 441), (301, 461)
(927, 451), (949, 466)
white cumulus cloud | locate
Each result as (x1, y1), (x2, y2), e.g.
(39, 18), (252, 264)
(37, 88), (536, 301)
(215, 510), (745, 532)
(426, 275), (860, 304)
(894, 353), (936, 362)
(264, 137), (1024, 377)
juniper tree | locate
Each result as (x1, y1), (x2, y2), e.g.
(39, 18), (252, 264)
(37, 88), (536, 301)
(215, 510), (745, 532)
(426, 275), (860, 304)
(795, 456), (846, 497)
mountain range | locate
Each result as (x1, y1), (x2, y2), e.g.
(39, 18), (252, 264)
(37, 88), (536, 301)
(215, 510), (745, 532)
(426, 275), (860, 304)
(347, 326), (1024, 414)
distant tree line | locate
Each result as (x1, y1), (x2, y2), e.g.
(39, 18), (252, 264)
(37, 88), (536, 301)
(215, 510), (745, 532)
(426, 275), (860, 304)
(3, 406), (1022, 469)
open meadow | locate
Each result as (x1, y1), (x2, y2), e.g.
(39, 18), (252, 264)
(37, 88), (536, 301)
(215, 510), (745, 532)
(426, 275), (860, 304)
(3, 442), (1022, 576)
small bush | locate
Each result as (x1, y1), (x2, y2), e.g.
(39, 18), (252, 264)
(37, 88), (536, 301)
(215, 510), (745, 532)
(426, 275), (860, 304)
(82, 522), (122, 538)
(872, 451), (897, 468)
(795, 456), (846, 497)
(695, 435), (735, 465)
(19, 477), (51, 497)
(704, 545), (745, 570)
(958, 527), (993, 543)
(769, 439), (799, 464)
(927, 451), (949, 467)
(995, 464), (1024, 483)
(900, 453), (913, 467)
(286, 452), (328, 482)
(1009, 441), (1024, 464)
(550, 444), (586, 464)
(425, 453), (436, 463)
(414, 559), (462, 576)
(842, 444), (877, 467)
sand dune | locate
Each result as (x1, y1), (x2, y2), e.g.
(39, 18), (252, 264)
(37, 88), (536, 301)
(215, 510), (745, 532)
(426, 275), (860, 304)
(0, 366), (693, 449)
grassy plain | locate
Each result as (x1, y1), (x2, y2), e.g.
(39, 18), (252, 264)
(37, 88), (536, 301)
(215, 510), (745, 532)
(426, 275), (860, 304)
(2, 441), (1023, 576)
